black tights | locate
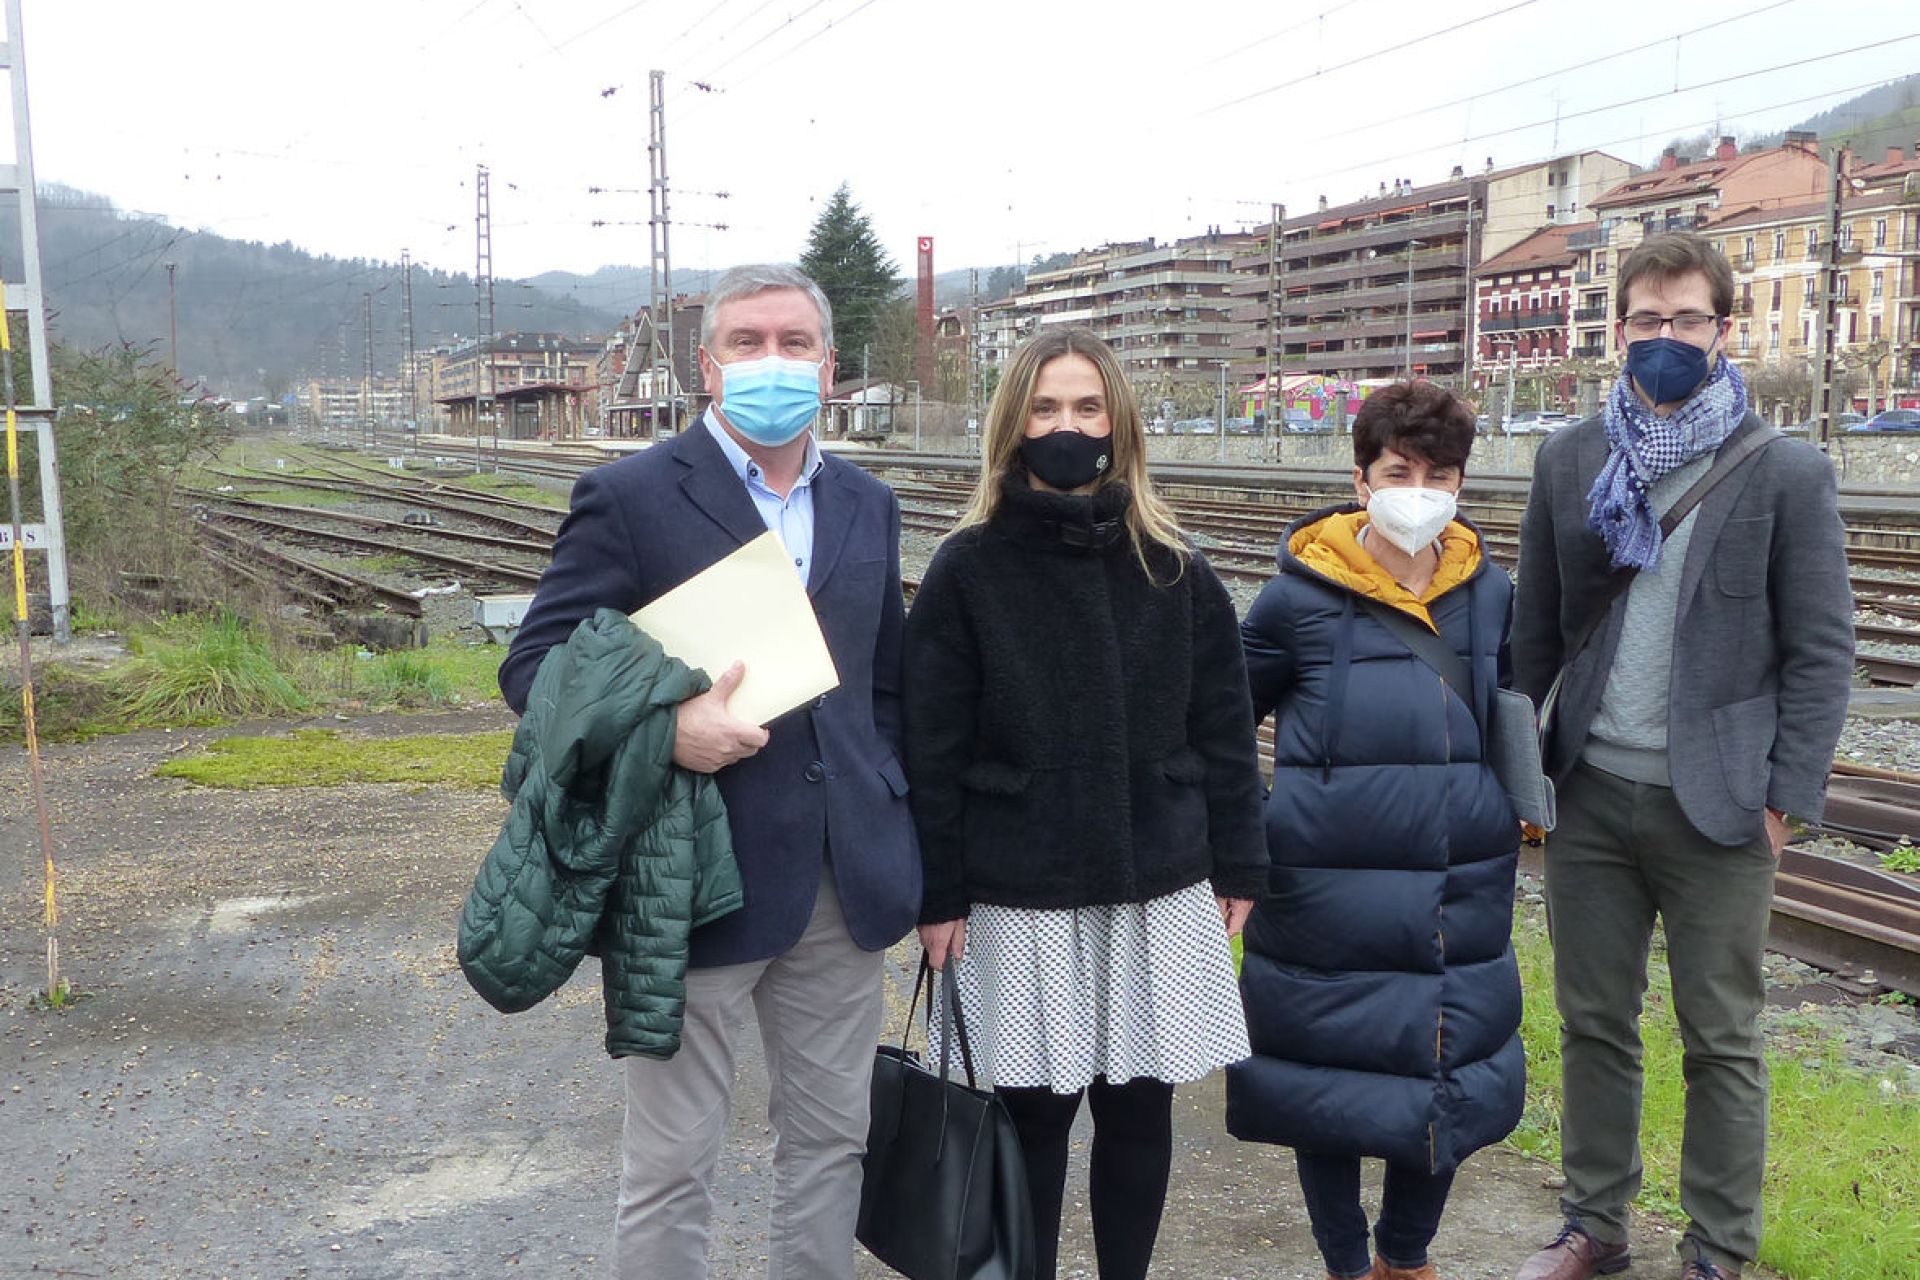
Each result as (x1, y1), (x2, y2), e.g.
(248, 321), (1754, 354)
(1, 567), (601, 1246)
(996, 1076), (1176, 1280)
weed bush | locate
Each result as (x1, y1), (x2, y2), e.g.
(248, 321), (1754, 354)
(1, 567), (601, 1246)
(361, 651), (453, 707)
(118, 612), (309, 724)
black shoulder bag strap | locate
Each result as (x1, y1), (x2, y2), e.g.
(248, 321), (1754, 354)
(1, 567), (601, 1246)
(1359, 599), (1477, 718)
(1536, 423), (1784, 732)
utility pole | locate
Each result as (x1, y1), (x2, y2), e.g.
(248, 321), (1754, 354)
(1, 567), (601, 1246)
(1813, 145), (1848, 453)
(361, 291), (374, 448)
(165, 261), (178, 376)
(474, 164), (495, 473)
(0, 0), (69, 644)
(1215, 360), (1227, 462)
(647, 69), (675, 437)
(968, 267), (982, 437)
(400, 250), (417, 454)
(1265, 202), (1285, 457)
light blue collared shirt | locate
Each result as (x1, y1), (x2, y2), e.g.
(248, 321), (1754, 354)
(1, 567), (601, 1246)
(703, 410), (824, 586)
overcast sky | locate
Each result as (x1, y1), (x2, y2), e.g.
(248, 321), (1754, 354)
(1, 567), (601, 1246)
(14, 0), (1919, 290)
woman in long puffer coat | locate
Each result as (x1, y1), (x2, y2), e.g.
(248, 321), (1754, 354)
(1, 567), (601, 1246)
(1226, 381), (1525, 1280)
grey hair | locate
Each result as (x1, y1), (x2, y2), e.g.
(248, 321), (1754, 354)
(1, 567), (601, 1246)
(700, 264), (835, 351)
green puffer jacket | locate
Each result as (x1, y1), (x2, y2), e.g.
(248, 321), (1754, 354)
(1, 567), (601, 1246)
(458, 608), (743, 1059)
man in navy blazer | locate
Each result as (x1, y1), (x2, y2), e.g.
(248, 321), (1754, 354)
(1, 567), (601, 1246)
(500, 264), (919, 1280)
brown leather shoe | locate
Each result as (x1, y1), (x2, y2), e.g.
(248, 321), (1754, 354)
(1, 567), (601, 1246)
(1680, 1257), (1741, 1280)
(1514, 1220), (1631, 1280)
(1374, 1259), (1439, 1280)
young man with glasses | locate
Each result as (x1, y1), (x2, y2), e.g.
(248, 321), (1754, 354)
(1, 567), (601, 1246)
(1509, 233), (1854, 1280)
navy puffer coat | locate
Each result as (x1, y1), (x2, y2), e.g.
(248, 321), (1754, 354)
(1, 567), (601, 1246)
(1224, 504), (1524, 1173)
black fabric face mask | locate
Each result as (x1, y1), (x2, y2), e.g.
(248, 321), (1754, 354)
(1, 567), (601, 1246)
(1020, 430), (1112, 491)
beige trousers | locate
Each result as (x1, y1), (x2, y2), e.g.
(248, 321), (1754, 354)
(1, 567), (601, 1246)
(612, 869), (886, 1280)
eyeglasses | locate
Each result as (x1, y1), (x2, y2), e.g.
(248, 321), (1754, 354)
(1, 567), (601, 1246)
(1623, 312), (1722, 338)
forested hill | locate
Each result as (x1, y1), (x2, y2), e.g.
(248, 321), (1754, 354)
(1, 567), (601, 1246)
(10, 186), (627, 401)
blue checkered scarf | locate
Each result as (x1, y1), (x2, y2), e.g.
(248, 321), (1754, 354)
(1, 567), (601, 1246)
(1585, 356), (1748, 571)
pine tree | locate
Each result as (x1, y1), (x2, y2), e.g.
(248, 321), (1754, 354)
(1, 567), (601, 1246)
(799, 183), (900, 376)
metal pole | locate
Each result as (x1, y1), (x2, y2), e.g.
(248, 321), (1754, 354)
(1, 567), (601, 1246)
(1404, 239), (1426, 380)
(1266, 202), (1284, 458)
(1215, 361), (1227, 461)
(910, 380), (921, 451)
(1814, 146), (1846, 453)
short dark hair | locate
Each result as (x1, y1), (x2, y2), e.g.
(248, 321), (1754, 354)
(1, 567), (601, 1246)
(1615, 231), (1734, 320)
(1352, 380), (1475, 475)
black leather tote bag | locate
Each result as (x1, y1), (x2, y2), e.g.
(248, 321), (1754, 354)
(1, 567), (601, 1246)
(856, 955), (1037, 1280)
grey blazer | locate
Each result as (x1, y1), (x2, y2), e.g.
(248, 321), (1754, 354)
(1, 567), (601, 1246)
(1511, 412), (1855, 846)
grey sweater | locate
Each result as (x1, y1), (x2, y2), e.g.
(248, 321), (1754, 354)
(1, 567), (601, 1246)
(1582, 453), (1715, 785)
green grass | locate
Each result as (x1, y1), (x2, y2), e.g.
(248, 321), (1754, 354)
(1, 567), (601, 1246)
(445, 471), (569, 509)
(117, 612), (310, 724)
(1511, 906), (1920, 1279)
(358, 650), (453, 706)
(1879, 844), (1920, 875)
(156, 726), (512, 789)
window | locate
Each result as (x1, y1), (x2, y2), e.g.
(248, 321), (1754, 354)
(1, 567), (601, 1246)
(1774, 231), (1786, 259)
(1770, 323), (1780, 349)
(1771, 280), (1782, 310)
(1744, 236), (1755, 261)
(1873, 270), (1884, 299)
(1739, 323), (1750, 354)
(1876, 218), (1888, 248)
(1595, 251), (1608, 275)
(1801, 319), (1811, 346)
(1803, 275), (1816, 304)
(1806, 227), (1819, 256)
(1872, 315), (1883, 341)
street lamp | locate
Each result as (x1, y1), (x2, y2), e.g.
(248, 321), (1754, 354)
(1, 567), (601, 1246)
(1403, 238), (1427, 380)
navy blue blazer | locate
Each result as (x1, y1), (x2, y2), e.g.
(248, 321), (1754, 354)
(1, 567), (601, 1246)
(499, 426), (921, 967)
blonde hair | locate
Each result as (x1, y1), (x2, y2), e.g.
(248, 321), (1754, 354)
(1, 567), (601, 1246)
(958, 326), (1188, 581)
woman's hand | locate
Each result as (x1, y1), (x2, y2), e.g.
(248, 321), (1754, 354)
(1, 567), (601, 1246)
(919, 919), (967, 970)
(1217, 897), (1254, 938)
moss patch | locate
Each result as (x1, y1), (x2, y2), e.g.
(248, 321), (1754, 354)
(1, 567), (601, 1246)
(156, 727), (512, 789)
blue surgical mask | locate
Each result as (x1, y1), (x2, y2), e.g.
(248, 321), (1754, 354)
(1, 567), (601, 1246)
(718, 356), (822, 446)
(1626, 336), (1713, 406)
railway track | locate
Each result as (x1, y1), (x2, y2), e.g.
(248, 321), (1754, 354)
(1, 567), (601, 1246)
(298, 436), (1920, 993)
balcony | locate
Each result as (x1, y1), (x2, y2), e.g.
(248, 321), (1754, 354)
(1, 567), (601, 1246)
(1515, 309), (1568, 331)
(1574, 344), (1608, 360)
(1573, 305), (1608, 323)
(1575, 270), (1592, 283)
(1567, 226), (1611, 251)
(1734, 254), (1755, 270)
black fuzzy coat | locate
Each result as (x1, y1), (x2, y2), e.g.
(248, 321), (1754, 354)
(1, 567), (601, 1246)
(903, 476), (1267, 923)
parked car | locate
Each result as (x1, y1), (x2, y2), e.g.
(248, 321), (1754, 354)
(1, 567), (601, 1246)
(1783, 413), (1864, 435)
(1282, 409), (1333, 434)
(1503, 410), (1573, 435)
(1168, 417), (1217, 435)
(1225, 416), (1263, 435)
(1847, 409), (1920, 433)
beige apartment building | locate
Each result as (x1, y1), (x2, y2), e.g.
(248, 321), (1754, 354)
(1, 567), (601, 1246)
(1568, 134), (1829, 361)
(1708, 183), (1920, 406)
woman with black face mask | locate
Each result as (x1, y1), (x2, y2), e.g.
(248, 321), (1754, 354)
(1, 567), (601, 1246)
(901, 327), (1268, 1280)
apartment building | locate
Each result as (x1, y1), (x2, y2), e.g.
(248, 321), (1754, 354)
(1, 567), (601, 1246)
(980, 231), (1256, 406)
(1568, 134), (1829, 361)
(1707, 180), (1920, 402)
(1480, 151), (1633, 260)
(1473, 223), (1580, 373)
(1227, 170), (1485, 388)
(297, 377), (406, 433)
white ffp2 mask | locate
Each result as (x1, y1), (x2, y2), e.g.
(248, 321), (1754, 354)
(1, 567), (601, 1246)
(1363, 485), (1457, 556)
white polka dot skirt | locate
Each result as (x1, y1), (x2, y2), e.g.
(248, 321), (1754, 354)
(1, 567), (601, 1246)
(930, 880), (1251, 1094)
